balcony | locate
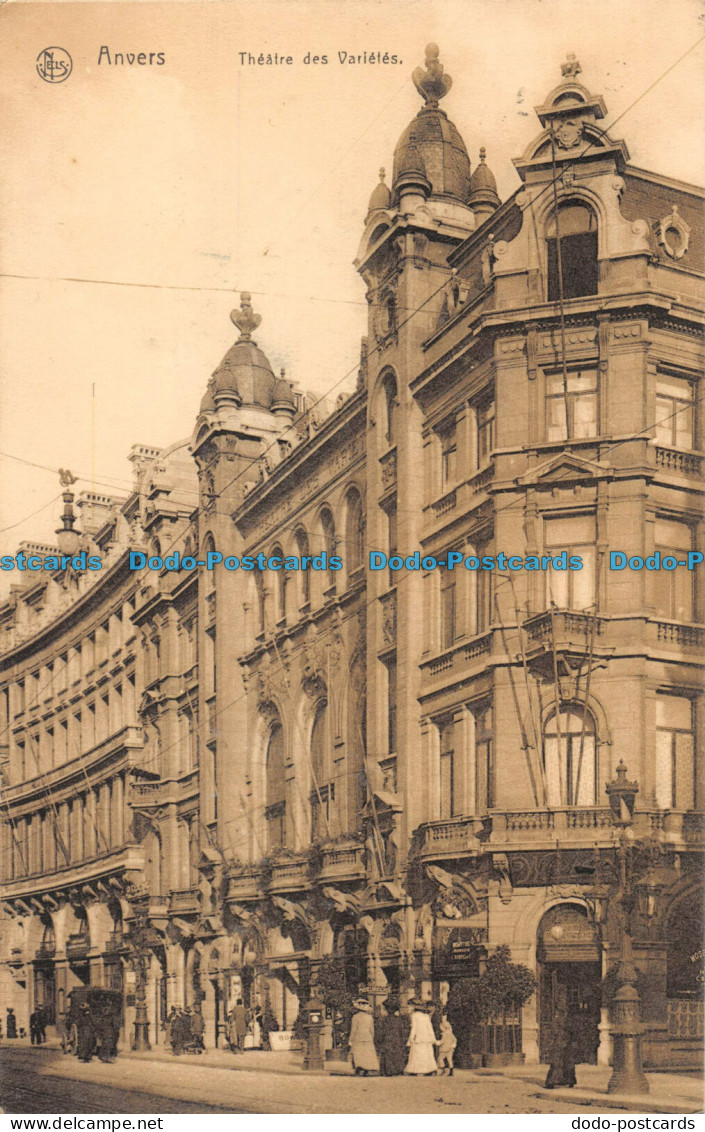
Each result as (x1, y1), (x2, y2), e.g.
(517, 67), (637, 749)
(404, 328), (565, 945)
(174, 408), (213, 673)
(523, 609), (608, 678)
(431, 489), (457, 518)
(422, 631), (493, 678)
(654, 446), (703, 478)
(468, 461), (495, 494)
(65, 934), (90, 961)
(415, 816), (485, 860)
(104, 932), (127, 953)
(318, 842), (366, 883)
(491, 808), (614, 844)
(227, 866), (268, 903)
(650, 620), (705, 651)
(268, 854), (312, 894)
(34, 943), (56, 961)
(168, 888), (200, 915)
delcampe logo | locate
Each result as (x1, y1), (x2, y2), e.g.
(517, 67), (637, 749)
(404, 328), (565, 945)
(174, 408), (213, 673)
(36, 47), (73, 83)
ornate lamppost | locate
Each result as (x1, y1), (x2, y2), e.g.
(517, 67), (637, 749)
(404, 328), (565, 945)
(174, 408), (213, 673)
(605, 762), (649, 1095)
(127, 898), (152, 1052)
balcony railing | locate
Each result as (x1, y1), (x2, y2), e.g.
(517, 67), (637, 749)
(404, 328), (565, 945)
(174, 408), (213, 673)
(227, 867), (268, 903)
(468, 461), (495, 494)
(65, 934), (90, 960)
(319, 843), (366, 882)
(168, 888), (200, 915)
(104, 932), (127, 953)
(431, 490), (457, 518)
(524, 609), (604, 644)
(35, 943), (56, 960)
(416, 816), (483, 859)
(491, 808), (614, 840)
(655, 447), (703, 478)
(652, 621), (705, 650)
(268, 855), (311, 894)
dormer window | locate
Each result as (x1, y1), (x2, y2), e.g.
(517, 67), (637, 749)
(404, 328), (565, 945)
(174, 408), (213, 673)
(546, 203), (598, 300)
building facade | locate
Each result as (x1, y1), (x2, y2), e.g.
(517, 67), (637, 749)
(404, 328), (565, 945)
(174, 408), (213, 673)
(1, 50), (703, 1066)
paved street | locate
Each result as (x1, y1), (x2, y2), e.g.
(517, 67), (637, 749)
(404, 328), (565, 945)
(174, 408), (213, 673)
(2, 1045), (701, 1115)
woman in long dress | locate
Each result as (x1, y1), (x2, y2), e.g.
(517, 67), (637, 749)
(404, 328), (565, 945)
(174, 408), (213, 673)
(375, 996), (410, 1077)
(348, 999), (380, 1076)
(405, 1001), (439, 1076)
(544, 1010), (578, 1089)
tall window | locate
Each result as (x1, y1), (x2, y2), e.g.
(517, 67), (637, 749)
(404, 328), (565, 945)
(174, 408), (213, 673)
(656, 695), (694, 810)
(655, 376), (695, 450)
(272, 545), (286, 624)
(320, 508), (337, 592)
(386, 655), (397, 757)
(440, 566), (457, 650)
(439, 420), (457, 487)
(294, 528), (311, 607)
(544, 706), (596, 806)
(546, 203), (598, 300)
(345, 489), (364, 574)
(476, 401), (495, 467)
(475, 704), (494, 811)
(382, 373), (398, 445)
(266, 723), (287, 849)
(310, 700), (333, 839)
(546, 368), (598, 441)
(654, 518), (694, 621)
(439, 720), (456, 819)
(544, 514), (596, 609)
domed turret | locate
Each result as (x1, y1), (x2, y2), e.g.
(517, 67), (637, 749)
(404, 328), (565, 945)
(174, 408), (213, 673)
(392, 45), (471, 205)
(367, 168), (392, 215)
(271, 368), (297, 419)
(210, 293), (278, 411)
(469, 147), (500, 224)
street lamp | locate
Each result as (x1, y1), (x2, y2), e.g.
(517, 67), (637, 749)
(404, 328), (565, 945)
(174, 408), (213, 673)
(127, 901), (152, 1052)
(605, 762), (649, 1096)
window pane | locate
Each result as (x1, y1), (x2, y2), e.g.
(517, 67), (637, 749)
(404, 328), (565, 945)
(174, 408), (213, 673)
(655, 519), (692, 550)
(657, 376), (692, 402)
(572, 546), (596, 609)
(545, 515), (595, 546)
(440, 751), (454, 819)
(673, 567), (694, 621)
(547, 396), (567, 441)
(548, 567), (570, 608)
(655, 731), (674, 809)
(573, 393), (597, 438)
(675, 732), (695, 810)
(656, 695), (692, 730)
(675, 412), (694, 450)
(544, 737), (561, 806)
(572, 735), (595, 805)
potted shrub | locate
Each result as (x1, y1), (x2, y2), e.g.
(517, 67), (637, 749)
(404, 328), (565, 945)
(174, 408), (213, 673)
(478, 945), (536, 1067)
(315, 957), (353, 1061)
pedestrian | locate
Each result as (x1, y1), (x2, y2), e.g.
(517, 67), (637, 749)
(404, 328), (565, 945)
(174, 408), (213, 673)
(182, 1007), (194, 1050)
(375, 995), (410, 1077)
(37, 1009), (47, 1044)
(437, 1011), (457, 1075)
(164, 1005), (177, 1049)
(29, 1008), (42, 1046)
(544, 1008), (578, 1089)
(76, 1003), (95, 1063)
(250, 1004), (263, 1049)
(190, 1004), (205, 1051)
(6, 1008), (17, 1039)
(171, 1007), (186, 1056)
(348, 998), (379, 1076)
(405, 1000), (439, 1076)
(230, 999), (247, 1053)
(55, 1012), (69, 1055)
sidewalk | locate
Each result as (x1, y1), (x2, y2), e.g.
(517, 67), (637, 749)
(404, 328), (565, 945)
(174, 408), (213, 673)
(478, 1062), (704, 1115)
(17, 1035), (703, 1112)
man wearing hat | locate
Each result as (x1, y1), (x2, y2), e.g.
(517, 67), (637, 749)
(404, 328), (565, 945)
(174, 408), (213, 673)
(375, 996), (410, 1076)
(348, 998), (379, 1076)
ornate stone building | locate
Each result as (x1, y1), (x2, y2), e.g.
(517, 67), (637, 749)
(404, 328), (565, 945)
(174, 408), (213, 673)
(1, 49), (702, 1065)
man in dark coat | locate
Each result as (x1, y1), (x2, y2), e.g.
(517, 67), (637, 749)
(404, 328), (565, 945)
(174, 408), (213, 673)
(375, 996), (411, 1077)
(544, 1009), (579, 1089)
(190, 1005), (205, 1051)
(171, 1008), (186, 1056)
(76, 1004), (95, 1063)
(6, 1008), (17, 1038)
(232, 999), (247, 1052)
(29, 1009), (43, 1046)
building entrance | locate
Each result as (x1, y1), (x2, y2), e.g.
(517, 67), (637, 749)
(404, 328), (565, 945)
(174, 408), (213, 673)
(34, 965), (56, 1025)
(538, 904), (601, 1065)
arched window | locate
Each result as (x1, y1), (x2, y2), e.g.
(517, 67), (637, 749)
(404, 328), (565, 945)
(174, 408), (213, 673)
(381, 372), (398, 445)
(345, 489), (364, 576)
(310, 700), (333, 839)
(543, 706), (596, 807)
(272, 545), (286, 624)
(294, 528), (311, 608)
(546, 203), (598, 300)
(266, 722), (287, 849)
(320, 508), (337, 592)
(254, 571), (267, 634)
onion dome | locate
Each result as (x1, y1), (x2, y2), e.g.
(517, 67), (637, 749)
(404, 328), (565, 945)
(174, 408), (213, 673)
(368, 168), (392, 214)
(272, 367), (297, 418)
(211, 293), (277, 410)
(469, 147), (500, 221)
(392, 45), (471, 204)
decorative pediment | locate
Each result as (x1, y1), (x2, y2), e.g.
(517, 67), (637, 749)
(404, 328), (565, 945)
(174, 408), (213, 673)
(523, 450), (608, 488)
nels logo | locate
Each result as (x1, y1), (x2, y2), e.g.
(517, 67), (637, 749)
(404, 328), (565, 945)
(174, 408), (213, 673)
(36, 47), (73, 83)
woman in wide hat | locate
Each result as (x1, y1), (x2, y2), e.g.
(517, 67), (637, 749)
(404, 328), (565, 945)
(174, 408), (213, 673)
(405, 1000), (439, 1076)
(348, 998), (379, 1076)
(375, 995), (410, 1077)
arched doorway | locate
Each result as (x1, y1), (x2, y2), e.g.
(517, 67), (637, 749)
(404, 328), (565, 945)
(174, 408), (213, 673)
(538, 904), (601, 1064)
(34, 917), (57, 1024)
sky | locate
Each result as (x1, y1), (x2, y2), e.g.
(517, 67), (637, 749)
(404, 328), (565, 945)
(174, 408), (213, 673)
(1, 0), (704, 569)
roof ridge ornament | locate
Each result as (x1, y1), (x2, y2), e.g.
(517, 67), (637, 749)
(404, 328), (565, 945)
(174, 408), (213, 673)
(412, 43), (452, 109)
(230, 292), (261, 342)
(560, 53), (582, 79)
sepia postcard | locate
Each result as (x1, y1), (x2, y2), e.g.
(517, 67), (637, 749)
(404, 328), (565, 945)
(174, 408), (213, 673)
(0, 0), (703, 1118)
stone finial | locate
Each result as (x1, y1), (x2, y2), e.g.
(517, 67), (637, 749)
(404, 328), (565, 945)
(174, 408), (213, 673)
(379, 167), (386, 182)
(560, 53), (582, 79)
(412, 43), (452, 108)
(479, 147), (486, 163)
(230, 292), (262, 341)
